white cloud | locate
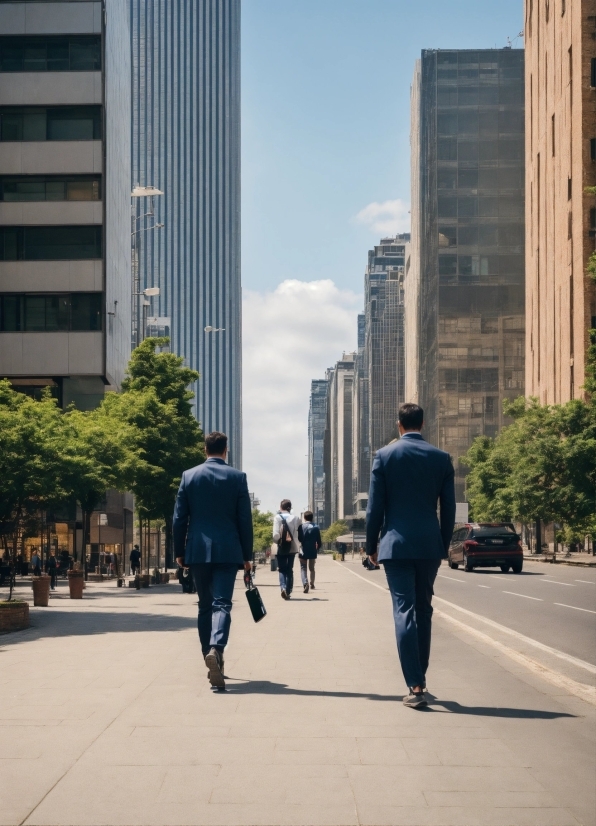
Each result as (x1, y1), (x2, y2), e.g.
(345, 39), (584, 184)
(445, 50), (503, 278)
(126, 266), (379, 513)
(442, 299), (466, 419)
(243, 279), (361, 515)
(354, 198), (410, 236)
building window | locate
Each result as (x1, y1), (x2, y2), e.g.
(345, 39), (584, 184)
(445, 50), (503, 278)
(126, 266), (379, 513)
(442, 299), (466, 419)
(0, 293), (102, 332)
(551, 114), (556, 155)
(591, 58), (596, 88)
(0, 107), (102, 141)
(0, 35), (101, 72)
(561, 0), (565, 14)
(0, 175), (101, 201)
(591, 138), (596, 161)
(0, 226), (102, 260)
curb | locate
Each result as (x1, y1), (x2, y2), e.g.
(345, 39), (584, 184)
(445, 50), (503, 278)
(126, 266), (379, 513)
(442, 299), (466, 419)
(523, 554), (596, 568)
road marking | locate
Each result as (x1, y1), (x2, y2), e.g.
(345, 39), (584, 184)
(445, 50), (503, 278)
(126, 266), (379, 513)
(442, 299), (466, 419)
(575, 580), (595, 585)
(337, 561), (596, 675)
(438, 574), (466, 583)
(502, 591), (543, 601)
(477, 584), (490, 588)
(541, 579), (575, 586)
(554, 603), (596, 614)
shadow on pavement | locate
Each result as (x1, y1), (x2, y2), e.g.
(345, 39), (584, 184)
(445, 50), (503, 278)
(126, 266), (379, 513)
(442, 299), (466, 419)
(428, 699), (576, 719)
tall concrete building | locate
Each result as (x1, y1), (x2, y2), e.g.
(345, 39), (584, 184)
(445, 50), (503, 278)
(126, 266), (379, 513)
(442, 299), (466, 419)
(364, 235), (410, 459)
(0, 0), (131, 408)
(409, 49), (526, 499)
(352, 312), (369, 505)
(525, 1), (596, 402)
(307, 378), (328, 527)
(131, 0), (242, 467)
(324, 353), (356, 524)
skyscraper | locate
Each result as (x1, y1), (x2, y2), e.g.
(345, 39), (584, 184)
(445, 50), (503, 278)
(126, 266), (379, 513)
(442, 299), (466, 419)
(131, 0), (242, 466)
(364, 235), (409, 459)
(408, 49), (526, 499)
(308, 379), (328, 526)
(524, 1), (596, 402)
(352, 312), (369, 503)
(324, 353), (356, 523)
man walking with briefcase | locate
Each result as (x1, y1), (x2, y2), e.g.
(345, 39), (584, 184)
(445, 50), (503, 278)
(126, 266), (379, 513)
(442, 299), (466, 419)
(173, 431), (253, 690)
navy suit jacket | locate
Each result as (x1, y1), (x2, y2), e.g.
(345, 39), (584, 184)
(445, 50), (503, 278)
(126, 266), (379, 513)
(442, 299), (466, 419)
(172, 458), (253, 564)
(366, 432), (456, 561)
(297, 523), (322, 559)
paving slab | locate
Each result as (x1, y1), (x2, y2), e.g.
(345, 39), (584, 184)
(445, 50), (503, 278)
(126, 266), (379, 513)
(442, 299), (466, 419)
(0, 556), (594, 826)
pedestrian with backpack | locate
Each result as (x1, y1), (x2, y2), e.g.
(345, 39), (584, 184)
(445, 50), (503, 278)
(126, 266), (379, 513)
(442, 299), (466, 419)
(297, 511), (322, 593)
(272, 499), (301, 600)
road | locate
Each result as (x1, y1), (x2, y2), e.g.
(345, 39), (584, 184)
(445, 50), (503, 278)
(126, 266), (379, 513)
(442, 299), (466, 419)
(434, 558), (596, 665)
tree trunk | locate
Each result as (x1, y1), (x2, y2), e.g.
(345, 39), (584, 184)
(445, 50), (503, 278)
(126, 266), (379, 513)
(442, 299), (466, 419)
(82, 509), (92, 581)
(164, 514), (173, 570)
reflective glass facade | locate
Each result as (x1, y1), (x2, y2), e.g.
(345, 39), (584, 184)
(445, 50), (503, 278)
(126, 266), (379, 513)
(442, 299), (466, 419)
(410, 49), (525, 499)
(131, 0), (242, 467)
(308, 379), (328, 527)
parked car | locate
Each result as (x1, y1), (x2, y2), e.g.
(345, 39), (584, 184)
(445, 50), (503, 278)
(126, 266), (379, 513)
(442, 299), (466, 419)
(448, 523), (523, 573)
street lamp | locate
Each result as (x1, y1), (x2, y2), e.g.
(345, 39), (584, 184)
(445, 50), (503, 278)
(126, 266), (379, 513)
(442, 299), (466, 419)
(204, 326), (225, 333)
(131, 185), (164, 349)
(135, 287), (161, 343)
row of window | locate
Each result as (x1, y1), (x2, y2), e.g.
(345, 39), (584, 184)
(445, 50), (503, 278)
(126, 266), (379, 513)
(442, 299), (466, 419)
(0, 176), (101, 202)
(438, 254), (524, 277)
(438, 224), (524, 248)
(438, 137), (524, 162)
(438, 167), (524, 190)
(0, 107), (102, 142)
(438, 196), (524, 219)
(436, 51), (522, 68)
(0, 226), (102, 260)
(0, 36), (101, 72)
(0, 293), (102, 332)
(437, 85), (523, 107)
(439, 368), (499, 392)
(438, 110), (524, 136)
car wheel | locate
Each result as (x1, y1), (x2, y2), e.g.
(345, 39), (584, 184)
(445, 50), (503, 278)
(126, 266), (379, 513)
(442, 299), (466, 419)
(463, 554), (474, 572)
(511, 561), (523, 574)
(449, 555), (459, 569)
(500, 564), (510, 572)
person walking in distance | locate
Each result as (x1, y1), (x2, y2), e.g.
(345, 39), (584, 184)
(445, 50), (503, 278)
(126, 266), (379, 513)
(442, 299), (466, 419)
(272, 500), (301, 600)
(297, 511), (322, 592)
(130, 544), (141, 576)
(173, 432), (253, 690)
(366, 403), (455, 709)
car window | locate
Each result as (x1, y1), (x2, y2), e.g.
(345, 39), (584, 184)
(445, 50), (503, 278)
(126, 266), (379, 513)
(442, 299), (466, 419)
(473, 526), (516, 537)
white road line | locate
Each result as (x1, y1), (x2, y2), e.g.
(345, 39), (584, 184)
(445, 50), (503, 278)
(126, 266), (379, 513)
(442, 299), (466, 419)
(554, 603), (596, 614)
(337, 561), (596, 675)
(437, 574), (466, 583)
(575, 580), (595, 585)
(541, 579), (575, 586)
(336, 561), (596, 706)
(502, 591), (543, 601)
(477, 585), (491, 588)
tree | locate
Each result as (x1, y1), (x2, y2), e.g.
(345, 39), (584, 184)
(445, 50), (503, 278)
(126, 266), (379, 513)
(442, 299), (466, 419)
(112, 338), (205, 567)
(321, 520), (349, 545)
(252, 509), (274, 551)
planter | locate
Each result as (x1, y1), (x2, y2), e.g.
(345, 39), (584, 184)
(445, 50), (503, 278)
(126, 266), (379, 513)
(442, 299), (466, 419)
(67, 571), (84, 599)
(160, 573), (170, 584)
(139, 574), (151, 589)
(0, 601), (30, 632)
(32, 575), (51, 606)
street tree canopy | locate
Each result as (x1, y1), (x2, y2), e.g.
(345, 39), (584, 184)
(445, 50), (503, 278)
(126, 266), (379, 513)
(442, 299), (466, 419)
(322, 520), (349, 544)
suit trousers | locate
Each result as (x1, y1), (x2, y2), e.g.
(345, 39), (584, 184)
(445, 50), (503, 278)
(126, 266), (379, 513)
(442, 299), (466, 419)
(189, 563), (238, 654)
(382, 558), (441, 689)
(299, 557), (316, 586)
(277, 553), (296, 594)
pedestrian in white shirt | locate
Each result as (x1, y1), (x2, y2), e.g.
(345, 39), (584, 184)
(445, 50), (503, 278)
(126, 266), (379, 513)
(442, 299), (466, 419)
(272, 499), (301, 600)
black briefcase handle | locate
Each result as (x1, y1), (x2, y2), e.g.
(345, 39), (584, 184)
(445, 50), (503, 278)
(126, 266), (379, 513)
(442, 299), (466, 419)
(244, 571), (267, 623)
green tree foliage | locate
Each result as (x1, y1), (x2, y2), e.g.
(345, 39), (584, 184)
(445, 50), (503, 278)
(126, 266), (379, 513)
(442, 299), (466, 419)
(321, 520), (349, 544)
(252, 509), (274, 551)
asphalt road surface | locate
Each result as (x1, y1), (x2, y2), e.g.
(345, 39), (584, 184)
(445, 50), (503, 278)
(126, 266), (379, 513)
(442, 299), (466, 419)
(434, 558), (596, 665)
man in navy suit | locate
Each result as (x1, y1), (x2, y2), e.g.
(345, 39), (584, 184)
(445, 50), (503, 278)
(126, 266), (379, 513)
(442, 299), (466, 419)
(174, 431), (253, 690)
(366, 403), (455, 708)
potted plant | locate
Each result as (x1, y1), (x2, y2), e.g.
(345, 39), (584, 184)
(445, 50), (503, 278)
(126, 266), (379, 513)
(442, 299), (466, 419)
(32, 574), (51, 606)
(67, 566), (84, 599)
(0, 599), (30, 632)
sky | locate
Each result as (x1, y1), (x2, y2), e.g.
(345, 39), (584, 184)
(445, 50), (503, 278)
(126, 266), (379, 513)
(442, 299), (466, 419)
(241, 0), (524, 514)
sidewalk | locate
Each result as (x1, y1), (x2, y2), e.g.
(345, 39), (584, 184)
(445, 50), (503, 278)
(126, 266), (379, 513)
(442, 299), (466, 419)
(1, 556), (594, 826)
(523, 552), (596, 567)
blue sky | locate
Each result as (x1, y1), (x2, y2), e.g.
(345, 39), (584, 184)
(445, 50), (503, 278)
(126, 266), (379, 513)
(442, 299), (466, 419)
(241, 0), (524, 294)
(241, 0), (524, 512)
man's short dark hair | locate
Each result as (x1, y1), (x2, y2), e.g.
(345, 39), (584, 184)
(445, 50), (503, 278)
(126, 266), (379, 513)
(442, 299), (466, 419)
(398, 403), (424, 431)
(205, 431), (228, 455)
(303, 511), (314, 521)
(280, 499), (292, 512)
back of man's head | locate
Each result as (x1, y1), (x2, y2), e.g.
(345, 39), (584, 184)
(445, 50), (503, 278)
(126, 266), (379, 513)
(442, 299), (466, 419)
(398, 403), (424, 432)
(280, 499), (292, 512)
(205, 431), (228, 456)
(303, 511), (314, 522)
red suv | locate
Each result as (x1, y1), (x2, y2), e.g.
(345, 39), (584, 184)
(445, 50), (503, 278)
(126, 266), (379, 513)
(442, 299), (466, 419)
(448, 523), (523, 573)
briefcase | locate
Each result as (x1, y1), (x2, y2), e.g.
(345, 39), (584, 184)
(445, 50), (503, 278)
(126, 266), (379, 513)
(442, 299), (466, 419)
(244, 572), (267, 623)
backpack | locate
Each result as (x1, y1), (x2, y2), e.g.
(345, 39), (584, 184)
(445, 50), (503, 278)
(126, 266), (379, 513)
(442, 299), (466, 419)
(277, 514), (294, 554)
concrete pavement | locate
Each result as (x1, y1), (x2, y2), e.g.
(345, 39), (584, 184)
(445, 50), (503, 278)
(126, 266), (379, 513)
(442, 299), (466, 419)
(0, 555), (594, 826)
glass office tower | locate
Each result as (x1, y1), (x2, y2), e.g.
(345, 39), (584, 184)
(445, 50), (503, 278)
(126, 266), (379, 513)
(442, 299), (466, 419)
(131, 0), (242, 467)
(308, 379), (328, 527)
(410, 49), (525, 499)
